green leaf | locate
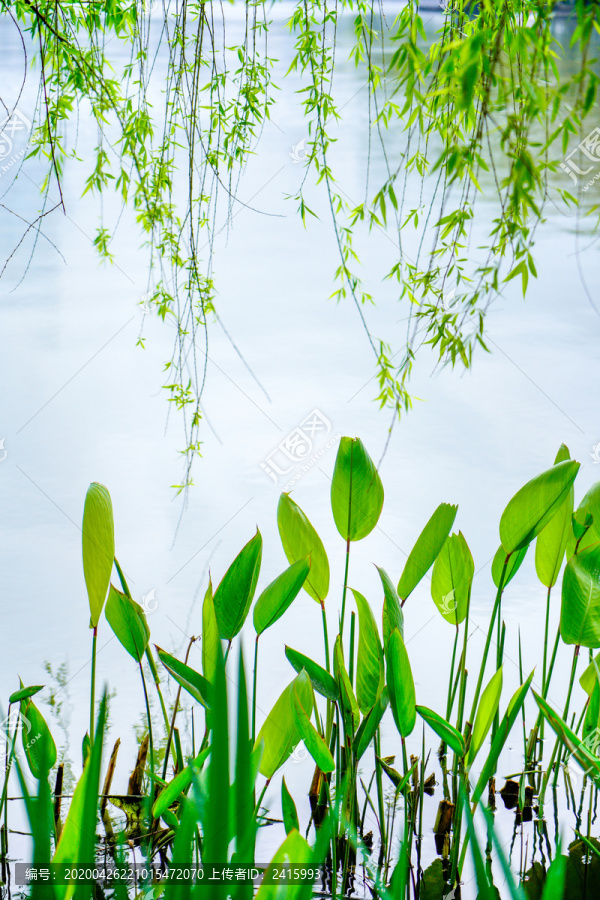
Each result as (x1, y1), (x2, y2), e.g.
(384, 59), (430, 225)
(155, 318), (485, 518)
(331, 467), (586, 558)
(567, 481), (600, 559)
(352, 589), (385, 714)
(52, 695), (107, 899)
(499, 460), (580, 553)
(533, 691), (600, 783)
(82, 482), (115, 628)
(284, 646), (339, 702)
(203, 640), (229, 885)
(281, 777), (299, 835)
(416, 705), (465, 757)
(255, 829), (313, 900)
(334, 636), (360, 735)
(536, 445), (574, 588)
(291, 675), (335, 773)
(377, 756), (416, 791)
(202, 580), (221, 685)
(331, 437), (384, 541)
(254, 671), (312, 780)
(386, 628), (416, 738)
(105, 585), (150, 662)
(561, 543), (600, 647)
(431, 532), (474, 625)
(152, 765), (194, 820)
(468, 667), (503, 763)
(9, 685), (43, 704)
(472, 671), (534, 805)
(397, 503), (457, 601)
(156, 646), (211, 708)
(353, 688), (389, 761)
(377, 566), (404, 646)
(253, 558), (310, 635)
(20, 697), (57, 779)
(277, 494), (329, 603)
(580, 652), (600, 696)
(213, 530), (262, 639)
(491, 544), (527, 589)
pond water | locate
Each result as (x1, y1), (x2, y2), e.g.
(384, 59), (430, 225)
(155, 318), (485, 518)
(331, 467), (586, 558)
(0, 3), (599, 894)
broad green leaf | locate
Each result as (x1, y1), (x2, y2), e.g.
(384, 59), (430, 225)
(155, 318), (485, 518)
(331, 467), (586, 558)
(499, 460), (580, 554)
(105, 585), (150, 662)
(281, 777), (299, 835)
(254, 671), (312, 780)
(353, 688), (388, 761)
(468, 667), (503, 763)
(377, 757), (417, 791)
(156, 646), (211, 708)
(377, 566), (404, 647)
(331, 437), (384, 541)
(20, 697), (57, 779)
(235, 649), (255, 868)
(580, 652), (600, 695)
(203, 640), (229, 886)
(583, 679), (600, 743)
(284, 646), (339, 702)
(397, 503), (457, 601)
(431, 532), (474, 625)
(152, 765), (194, 820)
(567, 481), (600, 559)
(253, 558), (310, 635)
(277, 494), (329, 603)
(334, 636), (359, 734)
(82, 482), (114, 628)
(255, 829), (313, 900)
(416, 705), (465, 757)
(202, 580), (221, 685)
(53, 695), (107, 900)
(213, 530), (262, 639)
(472, 671), (534, 805)
(291, 676), (335, 773)
(9, 685), (43, 704)
(533, 691), (600, 783)
(560, 543), (600, 647)
(491, 544), (527, 589)
(536, 445), (574, 588)
(152, 747), (210, 822)
(352, 589), (385, 714)
(386, 628), (416, 738)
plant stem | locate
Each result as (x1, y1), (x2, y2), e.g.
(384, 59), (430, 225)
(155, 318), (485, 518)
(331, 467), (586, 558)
(348, 611), (356, 686)
(139, 660), (154, 779)
(252, 635), (259, 744)
(340, 537), (351, 635)
(90, 626), (97, 744)
(468, 557), (509, 726)
(320, 600), (330, 673)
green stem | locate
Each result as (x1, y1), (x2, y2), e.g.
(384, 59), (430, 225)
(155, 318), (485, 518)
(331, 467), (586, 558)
(252, 635), (259, 744)
(139, 660), (155, 780)
(348, 611), (356, 686)
(374, 729), (387, 868)
(445, 626), (460, 721)
(340, 537), (351, 635)
(468, 557), (509, 726)
(90, 626), (98, 744)
(320, 600), (330, 673)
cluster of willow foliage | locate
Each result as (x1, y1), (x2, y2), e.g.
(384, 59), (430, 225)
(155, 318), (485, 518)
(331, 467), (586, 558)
(5, 437), (600, 898)
(1, 0), (599, 485)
